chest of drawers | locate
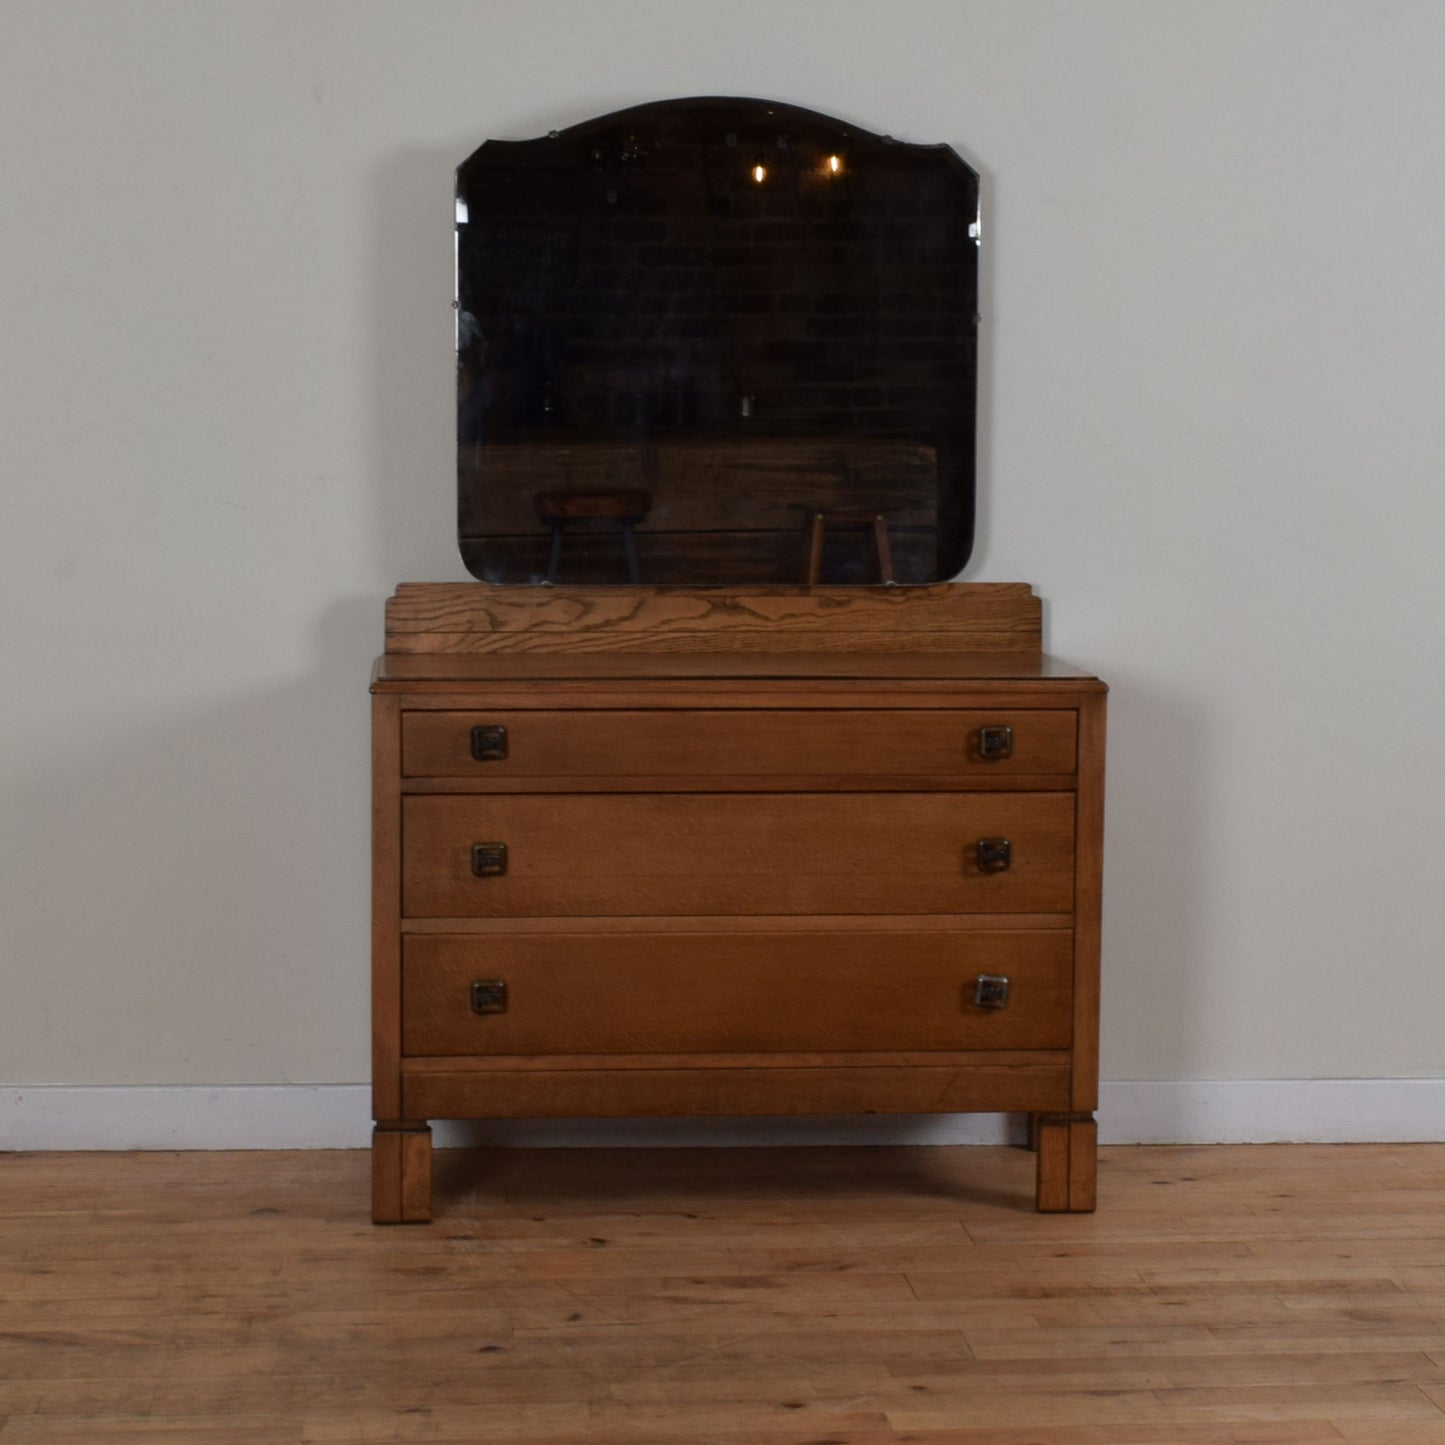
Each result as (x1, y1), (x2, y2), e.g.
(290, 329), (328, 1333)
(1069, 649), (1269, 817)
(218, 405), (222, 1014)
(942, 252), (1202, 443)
(371, 583), (1105, 1221)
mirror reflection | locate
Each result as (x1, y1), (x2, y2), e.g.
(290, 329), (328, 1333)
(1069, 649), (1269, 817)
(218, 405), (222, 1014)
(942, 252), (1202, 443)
(456, 97), (978, 585)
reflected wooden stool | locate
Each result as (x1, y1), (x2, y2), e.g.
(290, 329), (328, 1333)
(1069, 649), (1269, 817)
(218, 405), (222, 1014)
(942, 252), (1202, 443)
(535, 488), (652, 583)
(796, 507), (895, 585)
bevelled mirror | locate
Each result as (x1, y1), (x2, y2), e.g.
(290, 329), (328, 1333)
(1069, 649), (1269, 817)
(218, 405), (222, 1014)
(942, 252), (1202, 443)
(456, 97), (978, 586)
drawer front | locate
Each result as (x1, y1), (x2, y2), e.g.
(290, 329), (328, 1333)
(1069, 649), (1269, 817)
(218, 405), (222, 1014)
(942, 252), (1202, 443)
(402, 792), (1075, 918)
(403, 930), (1074, 1056)
(401, 709), (1077, 780)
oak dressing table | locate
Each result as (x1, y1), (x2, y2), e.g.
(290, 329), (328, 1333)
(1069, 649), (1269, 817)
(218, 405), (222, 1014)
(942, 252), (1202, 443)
(371, 583), (1104, 1220)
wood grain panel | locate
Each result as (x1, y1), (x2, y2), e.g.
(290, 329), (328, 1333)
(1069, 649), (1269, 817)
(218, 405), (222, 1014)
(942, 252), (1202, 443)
(402, 929), (1073, 1056)
(400, 1047), (1067, 1071)
(403, 1061), (1072, 1119)
(370, 1123), (431, 1224)
(374, 653), (1103, 688)
(370, 695), (403, 1120)
(401, 707), (1077, 780)
(1036, 1112), (1098, 1213)
(400, 913), (1074, 936)
(384, 582), (1042, 655)
(1071, 688), (1107, 1111)
(401, 792), (1076, 918)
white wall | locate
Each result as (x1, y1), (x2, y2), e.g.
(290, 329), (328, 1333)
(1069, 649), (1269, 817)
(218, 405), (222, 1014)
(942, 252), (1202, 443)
(2, 0), (1442, 1095)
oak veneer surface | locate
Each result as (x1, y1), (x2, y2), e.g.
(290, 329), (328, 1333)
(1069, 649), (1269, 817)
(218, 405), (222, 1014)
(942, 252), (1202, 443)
(384, 583), (1044, 655)
(400, 707), (1080, 778)
(3, 1144), (1444, 1444)
(373, 650), (1105, 686)
(400, 791), (1076, 918)
(401, 929), (1074, 1055)
(402, 1062), (1072, 1121)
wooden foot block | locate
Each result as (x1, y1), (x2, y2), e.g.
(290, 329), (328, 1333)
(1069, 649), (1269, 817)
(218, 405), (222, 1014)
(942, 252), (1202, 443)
(1035, 1112), (1097, 1213)
(372, 1123), (432, 1224)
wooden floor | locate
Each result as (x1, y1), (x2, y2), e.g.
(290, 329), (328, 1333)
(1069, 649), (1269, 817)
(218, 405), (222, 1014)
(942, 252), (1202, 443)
(2, 1144), (1444, 1443)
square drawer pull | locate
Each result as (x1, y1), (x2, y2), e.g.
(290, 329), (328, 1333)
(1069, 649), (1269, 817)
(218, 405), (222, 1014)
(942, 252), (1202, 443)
(471, 842), (509, 877)
(471, 725), (509, 761)
(973, 974), (1011, 1009)
(470, 980), (508, 1014)
(976, 837), (1012, 873)
(978, 724), (1014, 760)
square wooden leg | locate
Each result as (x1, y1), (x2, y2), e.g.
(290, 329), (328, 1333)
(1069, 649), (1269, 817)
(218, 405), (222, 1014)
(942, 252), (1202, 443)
(372, 1122), (432, 1224)
(1035, 1112), (1097, 1213)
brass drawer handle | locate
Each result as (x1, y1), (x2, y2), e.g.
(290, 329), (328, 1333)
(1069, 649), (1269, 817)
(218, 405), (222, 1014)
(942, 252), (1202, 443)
(471, 842), (509, 877)
(978, 724), (1014, 761)
(976, 837), (1012, 873)
(471, 725), (509, 761)
(973, 974), (1010, 1009)
(470, 980), (508, 1014)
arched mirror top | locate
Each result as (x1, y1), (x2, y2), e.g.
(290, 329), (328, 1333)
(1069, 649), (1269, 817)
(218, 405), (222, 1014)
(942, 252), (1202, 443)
(456, 97), (979, 586)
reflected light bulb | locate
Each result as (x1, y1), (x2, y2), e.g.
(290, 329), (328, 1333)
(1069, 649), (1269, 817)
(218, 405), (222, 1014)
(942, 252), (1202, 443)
(751, 159), (767, 184)
(826, 153), (843, 176)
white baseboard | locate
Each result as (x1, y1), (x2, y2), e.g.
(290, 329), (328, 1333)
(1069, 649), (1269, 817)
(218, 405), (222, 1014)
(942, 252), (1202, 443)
(1099, 1078), (1445, 1145)
(1, 1079), (1441, 1152)
(0, 1086), (374, 1152)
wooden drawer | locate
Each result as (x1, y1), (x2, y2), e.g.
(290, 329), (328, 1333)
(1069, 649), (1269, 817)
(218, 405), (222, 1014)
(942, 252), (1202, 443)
(402, 930), (1074, 1056)
(401, 792), (1075, 917)
(401, 708), (1077, 781)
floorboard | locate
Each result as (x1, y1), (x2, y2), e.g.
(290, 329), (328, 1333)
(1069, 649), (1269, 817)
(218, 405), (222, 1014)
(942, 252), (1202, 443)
(2, 1143), (1443, 1443)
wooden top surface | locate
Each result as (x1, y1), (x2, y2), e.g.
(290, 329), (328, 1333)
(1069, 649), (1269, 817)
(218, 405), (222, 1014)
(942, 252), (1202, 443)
(372, 650), (1104, 688)
(384, 582), (1045, 656)
(375, 582), (1103, 691)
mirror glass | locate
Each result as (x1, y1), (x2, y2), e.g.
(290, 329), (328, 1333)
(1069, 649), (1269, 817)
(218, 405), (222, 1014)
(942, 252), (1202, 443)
(456, 97), (978, 585)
